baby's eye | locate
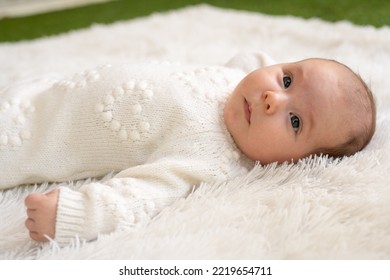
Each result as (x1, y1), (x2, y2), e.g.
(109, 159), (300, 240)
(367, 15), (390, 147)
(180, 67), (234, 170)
(290, 113), (300, 132)
(283, 75), (292, 88)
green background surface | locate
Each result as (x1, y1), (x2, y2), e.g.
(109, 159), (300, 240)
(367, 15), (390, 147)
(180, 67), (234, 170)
(0, 0), (389, 42)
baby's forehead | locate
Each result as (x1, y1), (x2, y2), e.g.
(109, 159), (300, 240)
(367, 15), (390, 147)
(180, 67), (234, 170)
(296, 58), (353, 76)
(295, 60), (357, 113)
(293, 58), (373, 146)
(294, 59), (359, 90)
(293, 58), (340, 70)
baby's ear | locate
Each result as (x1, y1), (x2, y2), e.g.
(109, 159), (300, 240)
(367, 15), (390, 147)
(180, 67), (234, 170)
(225, 52), (276, 73)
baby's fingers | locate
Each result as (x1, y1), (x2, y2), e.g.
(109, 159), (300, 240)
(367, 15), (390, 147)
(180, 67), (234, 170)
(24, 190), (59, 242)
(28, 231), (44, 242)
(25, 217), (35, 231)
(25, 217), (40, 240)
(24, 193), (45, 209)
(25, 217), (51, 242)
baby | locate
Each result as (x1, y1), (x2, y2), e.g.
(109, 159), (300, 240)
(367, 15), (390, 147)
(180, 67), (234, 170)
(0, 52), (375, 245)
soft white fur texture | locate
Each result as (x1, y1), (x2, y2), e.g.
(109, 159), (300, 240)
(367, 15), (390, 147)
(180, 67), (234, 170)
(0, 5), (389, 259)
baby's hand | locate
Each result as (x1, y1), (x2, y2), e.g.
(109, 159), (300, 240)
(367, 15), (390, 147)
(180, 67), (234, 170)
(25, 189), (59, 242)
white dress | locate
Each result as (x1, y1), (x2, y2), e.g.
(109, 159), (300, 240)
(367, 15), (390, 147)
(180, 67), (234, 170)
(0, 52), (273, 245)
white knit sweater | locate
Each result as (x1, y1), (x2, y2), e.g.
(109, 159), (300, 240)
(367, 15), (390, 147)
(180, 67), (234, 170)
(0, 52), (273, 245)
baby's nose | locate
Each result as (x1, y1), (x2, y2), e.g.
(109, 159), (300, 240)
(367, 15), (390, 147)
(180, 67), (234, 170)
(262, 90), (286, 115)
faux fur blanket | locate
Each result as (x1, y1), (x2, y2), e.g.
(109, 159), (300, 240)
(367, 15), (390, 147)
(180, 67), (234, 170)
(0, 4), (389, 259)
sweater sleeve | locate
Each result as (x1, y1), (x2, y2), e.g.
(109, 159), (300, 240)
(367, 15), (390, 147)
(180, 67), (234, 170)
(54, 156), (220, 245)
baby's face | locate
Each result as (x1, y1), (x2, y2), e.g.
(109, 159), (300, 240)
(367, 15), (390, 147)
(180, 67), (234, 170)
(224, 59), (353, 164)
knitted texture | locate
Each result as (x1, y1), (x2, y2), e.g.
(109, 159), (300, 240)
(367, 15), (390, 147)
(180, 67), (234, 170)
(0, 53), (270, 244)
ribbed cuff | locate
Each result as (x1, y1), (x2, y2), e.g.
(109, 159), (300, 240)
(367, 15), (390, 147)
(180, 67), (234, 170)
(55, 187), (88, 246)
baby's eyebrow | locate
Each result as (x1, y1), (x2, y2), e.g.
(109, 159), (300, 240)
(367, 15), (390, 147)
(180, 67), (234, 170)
(292, 63), (304, 77)
(306, 107), (314, 136)
(295, 65), (314, 137)
(301, 87), (316, 139)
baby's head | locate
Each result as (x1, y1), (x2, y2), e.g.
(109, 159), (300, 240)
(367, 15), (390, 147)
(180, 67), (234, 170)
(224, 58), (376, 164)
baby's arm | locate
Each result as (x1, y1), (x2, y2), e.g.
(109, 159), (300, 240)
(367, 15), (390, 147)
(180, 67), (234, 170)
(23, 158), (204, 245)
(25, 189), (59, 241)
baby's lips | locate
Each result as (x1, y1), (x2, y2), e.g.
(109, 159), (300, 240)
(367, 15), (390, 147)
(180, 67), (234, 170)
(244, 99), (251, 124)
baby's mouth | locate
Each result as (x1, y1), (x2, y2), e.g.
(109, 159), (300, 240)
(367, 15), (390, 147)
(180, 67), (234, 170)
(244, 99), (251, 124)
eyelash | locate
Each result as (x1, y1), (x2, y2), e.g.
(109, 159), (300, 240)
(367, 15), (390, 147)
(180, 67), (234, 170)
(283, 75), (292, 88)
(283, 73), (299, 132)
(290, 113), (300, 133)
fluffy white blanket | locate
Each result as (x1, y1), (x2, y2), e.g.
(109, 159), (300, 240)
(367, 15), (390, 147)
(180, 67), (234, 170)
(0, 4), (389, 259)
